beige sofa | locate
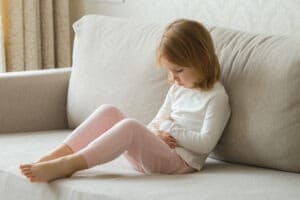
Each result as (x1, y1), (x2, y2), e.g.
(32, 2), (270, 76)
(0, 15), (299, 200)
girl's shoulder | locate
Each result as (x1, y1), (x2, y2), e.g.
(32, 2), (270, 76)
(194, 81), (229, 102)
(208, 82), (230, 106)
(206, 82), (229, 98)
(211, 82), (227, 94)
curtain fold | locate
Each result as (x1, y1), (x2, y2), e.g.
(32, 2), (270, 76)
(0, 15), (5, 72)
(1, 0), (71, 72)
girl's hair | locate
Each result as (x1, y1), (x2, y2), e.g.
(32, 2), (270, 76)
(156, 19), (220, 90)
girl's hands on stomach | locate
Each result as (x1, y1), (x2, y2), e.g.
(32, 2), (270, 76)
(156, 131), (178, 149)
(154, 115), (178, 149)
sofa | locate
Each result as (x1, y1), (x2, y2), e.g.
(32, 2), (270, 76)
(0, 15), (299, 200)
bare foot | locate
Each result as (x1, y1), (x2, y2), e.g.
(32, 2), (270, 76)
(35, 144), (74, 163)
(19, 154), (88, 182)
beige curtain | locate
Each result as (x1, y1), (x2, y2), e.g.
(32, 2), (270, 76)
(0, 15), (5, 73)
(1, 0), (71, 72)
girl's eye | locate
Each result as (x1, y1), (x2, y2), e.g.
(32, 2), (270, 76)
(176, 69), (183, 73)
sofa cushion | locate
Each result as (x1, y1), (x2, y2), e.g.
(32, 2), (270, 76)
(67, 15), (169, 129)
(67, 15), (300, 172)
(1, 130), (299, 200)
(209, 28), (300, 173)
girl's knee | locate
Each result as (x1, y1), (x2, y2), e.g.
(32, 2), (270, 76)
(119, 118), (141, 128)
(96, 104), (117, 112)
(116, 119), (147, 136)
(95, 104), (124, 118)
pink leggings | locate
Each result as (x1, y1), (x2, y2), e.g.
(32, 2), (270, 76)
(63, 104), (195, 174)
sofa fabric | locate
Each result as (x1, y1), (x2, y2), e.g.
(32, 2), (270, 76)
(0, 130), (299, 200)
(0, 68), (71, 133)
(67, 15), (169, 129)
(67, 15), (300, 173)
(209, 27), (300, 173)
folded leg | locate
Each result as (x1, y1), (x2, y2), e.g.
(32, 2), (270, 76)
(64, 104), (125, 152)
(78, 118), (195, 174)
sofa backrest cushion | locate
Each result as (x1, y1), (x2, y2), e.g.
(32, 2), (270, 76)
(67, 15), (169, 129)
(208, 27), (300, 173)
(67, 15), (300, 172)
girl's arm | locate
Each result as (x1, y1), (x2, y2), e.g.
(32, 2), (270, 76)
(160, 94), (231, 154)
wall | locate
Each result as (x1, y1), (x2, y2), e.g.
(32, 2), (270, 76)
(70, 0), (300, 36)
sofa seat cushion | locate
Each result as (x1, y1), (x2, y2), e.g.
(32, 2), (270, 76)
(1, 130), (299, 200)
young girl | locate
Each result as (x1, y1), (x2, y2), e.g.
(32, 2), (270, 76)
(20, 19), (231, 182)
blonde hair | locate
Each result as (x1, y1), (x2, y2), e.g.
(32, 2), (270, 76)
(156, 19), (220, 90)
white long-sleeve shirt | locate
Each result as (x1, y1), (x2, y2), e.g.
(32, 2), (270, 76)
(147, 82), (231, 171)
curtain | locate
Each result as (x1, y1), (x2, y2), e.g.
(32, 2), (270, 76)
(0, 15), (5, 72)
(1, 0), (71, 72)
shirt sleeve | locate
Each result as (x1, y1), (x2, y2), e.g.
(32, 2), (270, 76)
(146, 84), (174, 133)
(161, 93), (231, 154)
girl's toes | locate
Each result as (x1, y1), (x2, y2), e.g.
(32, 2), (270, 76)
(22, 170), (28, 176)
(20, 164), (32, 170)
(20, 169), (27, 176)
(29, 177), (36, 182)
(21, 167), (31, 173)
(24, 171), (33, 177)
(24, 172), (31, 178)
(20, 165), (26, 170)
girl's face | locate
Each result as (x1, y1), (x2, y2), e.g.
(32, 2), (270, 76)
(161, 57), (201, 89)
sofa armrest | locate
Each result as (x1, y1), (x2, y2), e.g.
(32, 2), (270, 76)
(0, 67), (72, 133)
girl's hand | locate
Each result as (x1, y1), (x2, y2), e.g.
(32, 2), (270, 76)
(156, 131), (178, 149)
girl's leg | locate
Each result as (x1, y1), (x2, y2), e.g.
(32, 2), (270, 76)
(63, 104), (126, 152)
(35, 144), (74, 163)
(36, 104), (125, 163)
(21, 118), (195, 182)
(79, 118), (195, 174)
